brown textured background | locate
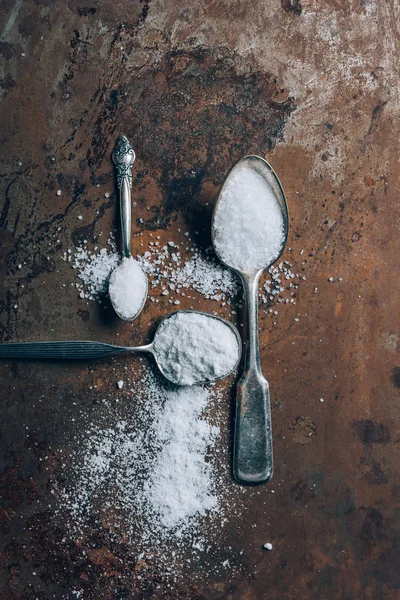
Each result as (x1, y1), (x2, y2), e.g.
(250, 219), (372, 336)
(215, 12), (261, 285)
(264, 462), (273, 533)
(1, 0), (400, 598)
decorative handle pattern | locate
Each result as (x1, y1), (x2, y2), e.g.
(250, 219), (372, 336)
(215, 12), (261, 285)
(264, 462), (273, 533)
(0, 340), (131, 360)
(112, 135), (136, 259)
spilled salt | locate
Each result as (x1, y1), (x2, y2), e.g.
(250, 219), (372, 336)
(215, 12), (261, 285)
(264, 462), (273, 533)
(67, 234), (303, 315)
(154, 312), (240, 385)
(213, 166), (285, 272)
(142, 386), (219, 529)
(263, 542), (273, 550)
(57, 366), (223, 541)
(108, 256), (147, 319)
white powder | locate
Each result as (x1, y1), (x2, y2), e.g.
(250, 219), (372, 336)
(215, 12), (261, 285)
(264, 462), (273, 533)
(57, 367), (222, 540)
(66, 234), (303, 316)
(138, 245), (240, 303)
(51, 362), (254, 587)
(66, 237), (119, 302)
(213, 166), (285, 273)
(154, 312), (240, 385)
(108, 257), (147, 319)
(142, 386), (219, 529)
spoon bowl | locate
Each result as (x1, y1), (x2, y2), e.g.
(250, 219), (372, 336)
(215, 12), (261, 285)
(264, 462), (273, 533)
(152, 310), (242, 385)
(212, 155), (289, 485)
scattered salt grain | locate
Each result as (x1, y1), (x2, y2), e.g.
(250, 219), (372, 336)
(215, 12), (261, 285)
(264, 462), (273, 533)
(328, 277), (333, 282)
(71, 241), (119, 301)
(320, 398), (324, 403)
(56, 189), (62, 196)
(77, 215), (83, 220)
(117, 380), (124, 389)
(263, 543), (273, 551)
(109, 257), (147, 320)
(213, 166), (285, 272)
(56, 365), (235, 565)
(154, 312), (240, 385)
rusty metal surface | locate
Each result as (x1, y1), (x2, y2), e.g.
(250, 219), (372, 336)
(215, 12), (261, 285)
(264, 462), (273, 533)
(1, 0), (400, 598)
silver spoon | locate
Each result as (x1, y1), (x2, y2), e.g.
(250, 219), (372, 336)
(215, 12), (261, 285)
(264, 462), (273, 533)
(109, 135), (148, 321)
(212, 155), (288, 485)
(0, 311), (242, 386)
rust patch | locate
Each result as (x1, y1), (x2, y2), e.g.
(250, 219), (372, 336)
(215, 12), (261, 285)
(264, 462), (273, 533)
(353, 419), (391, 445)
(84, 45), (294, 230)
(289, 416), (316, 444)
(390, 366), (400, 388)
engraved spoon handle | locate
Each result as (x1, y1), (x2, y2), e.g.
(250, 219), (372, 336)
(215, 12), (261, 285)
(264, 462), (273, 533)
(0, 340), (152, 360)
(233, 272), (273, 485)
(112, 135), (136, 259)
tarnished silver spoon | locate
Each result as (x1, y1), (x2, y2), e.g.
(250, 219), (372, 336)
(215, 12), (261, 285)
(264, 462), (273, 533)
(212, 155), (289, 485)
(0, 311), (242, 387)
(109, 135), (148, 321)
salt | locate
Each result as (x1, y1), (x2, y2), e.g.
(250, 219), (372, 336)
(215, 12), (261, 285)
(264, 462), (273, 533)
(108, 257), (147, 319)
(142, 386), (219, 529)
(154, 312), (240, 385)
(57, 366), (224, 543)
(213, 166), (285, 272)
(263, 543), (273, 550)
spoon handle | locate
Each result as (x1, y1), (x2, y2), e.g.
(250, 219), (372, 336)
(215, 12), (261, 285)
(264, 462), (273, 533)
(112, 135), (136, 259)
(234, 273), (273, 485)
(0, 340), (144, 360)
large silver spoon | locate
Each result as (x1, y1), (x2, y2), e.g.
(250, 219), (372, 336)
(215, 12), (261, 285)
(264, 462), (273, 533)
(212, 156), (288, 485)
(0, 311), (242, 386)
(109, 135), (148, 321)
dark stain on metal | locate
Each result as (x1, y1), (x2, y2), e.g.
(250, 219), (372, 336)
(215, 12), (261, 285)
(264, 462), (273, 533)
(390, 366), (400, 388)
(281, 0), (303, 15)
(353, 419), (391, 445)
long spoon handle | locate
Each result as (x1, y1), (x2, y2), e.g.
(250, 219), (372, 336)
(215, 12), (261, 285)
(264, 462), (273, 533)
(112, 135), (135, 259)
(233, 273), (273, 485)
(0, 340), (147, 360)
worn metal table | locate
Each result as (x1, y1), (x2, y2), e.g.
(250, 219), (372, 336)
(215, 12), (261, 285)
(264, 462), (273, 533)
(1, 1), (399, 598)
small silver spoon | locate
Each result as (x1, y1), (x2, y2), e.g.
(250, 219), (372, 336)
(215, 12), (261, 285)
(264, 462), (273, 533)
(212, 155), (288, 485)
(0, 311), (242, 386)
(109, 135), (148, 321)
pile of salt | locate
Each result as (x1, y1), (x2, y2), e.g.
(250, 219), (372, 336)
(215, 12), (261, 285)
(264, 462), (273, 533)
(154, 312), (240, 385)
(108, 257), (147, 320)
(213, 166), (285, 273)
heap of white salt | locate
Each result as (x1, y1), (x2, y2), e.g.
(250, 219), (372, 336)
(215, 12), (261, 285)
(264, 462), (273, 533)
(143, 386), (219, 529)
(154, 312), (240, 385)
(108, 257), (147, 320)
(213, 166), (285, 273)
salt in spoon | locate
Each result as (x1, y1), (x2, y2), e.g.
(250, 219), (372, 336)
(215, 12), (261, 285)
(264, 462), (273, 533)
(212, 155), (288, 485)
(0, 311), (242, 387)
(109, 135), (148, 321)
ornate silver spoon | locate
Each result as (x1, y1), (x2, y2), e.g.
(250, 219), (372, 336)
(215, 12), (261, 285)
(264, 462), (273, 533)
(109, 135), (148, 321)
